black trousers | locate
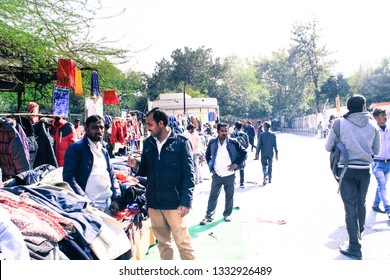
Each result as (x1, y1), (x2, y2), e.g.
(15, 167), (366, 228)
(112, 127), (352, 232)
(339, 168), (370, 247)
(205, 173), (235, 219)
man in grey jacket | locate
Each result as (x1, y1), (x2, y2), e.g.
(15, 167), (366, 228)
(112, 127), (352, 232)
(325, 95), (380, 260)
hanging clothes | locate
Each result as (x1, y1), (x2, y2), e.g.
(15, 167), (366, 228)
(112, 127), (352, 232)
(53, 86), (70, 117)
(0, 118), (30, 181)
(56, 59), (76, 89)
(48, 117), (78, 167)
(91, 71), (100, 97)
(110, 118), (127, 145)
(74, 69), (83, 96)
(103, 90), (120, 105)
(33, 119), (58, 169)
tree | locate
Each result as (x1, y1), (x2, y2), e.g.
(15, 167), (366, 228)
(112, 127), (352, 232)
(289, 18), (333, 113)
(320, 74), (350, 107)
(0, 0), (130, 111)
(256, 50), (308, 120)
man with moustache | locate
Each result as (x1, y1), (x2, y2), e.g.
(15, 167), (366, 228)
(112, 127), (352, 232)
(200, 122), (247, 224)
(63, 115), (121, 215)
(127, 108), (196, 260)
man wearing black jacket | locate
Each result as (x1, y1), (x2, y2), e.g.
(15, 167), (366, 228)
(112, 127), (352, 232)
(127, 108), (196, 260)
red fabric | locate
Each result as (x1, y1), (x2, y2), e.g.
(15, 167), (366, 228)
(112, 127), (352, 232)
(57, 59), (76, 89)
(110, 119), (127, 144)
(103, 90), (120, 105)
(49, 117), (78, 167)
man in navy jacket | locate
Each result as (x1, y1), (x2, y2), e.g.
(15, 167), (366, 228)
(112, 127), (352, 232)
(63, 115), (121, 215)
(127, 108), (196, 260)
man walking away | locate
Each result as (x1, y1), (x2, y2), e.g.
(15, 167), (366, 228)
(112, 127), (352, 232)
(258, 121), (278, 185)
(325, 95), (380, 260)
(370, 107), (390, 219)
(230, 122), (249, 188)
(254, 120), (263, 160)
(245, 121), (256, 152)
(200, 123), (247, 225)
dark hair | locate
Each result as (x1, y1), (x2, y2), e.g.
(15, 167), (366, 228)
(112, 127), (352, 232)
(217, 122), (228, 131)
(146, 107), (168, 126)
(235, 122), (242, 130)
(347, 95), (366, 112)
(187, 123), (195, 130)
(373, 107), (387, 117)
(263, 121), (271, 129)
(85, 115), (103, 127)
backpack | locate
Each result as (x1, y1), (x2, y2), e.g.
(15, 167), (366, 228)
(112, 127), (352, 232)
(232, 131), (249, 149)
(329, 119), (349, 192)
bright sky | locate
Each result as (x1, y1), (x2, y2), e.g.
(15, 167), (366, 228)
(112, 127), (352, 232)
(96, 0), (390, 76)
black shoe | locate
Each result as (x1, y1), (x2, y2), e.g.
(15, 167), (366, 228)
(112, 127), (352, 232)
(372, 205), (386, 214)
(339, 245), (362, 260)
(200, 218), (212, 225)
(254, 157), (259, 160)
(263, 177), (268, 186)
(268, 179), (272, 183)
(240, 184), (245, 188)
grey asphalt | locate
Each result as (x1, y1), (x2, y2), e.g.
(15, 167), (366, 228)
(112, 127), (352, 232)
(187, 132), (390, 261)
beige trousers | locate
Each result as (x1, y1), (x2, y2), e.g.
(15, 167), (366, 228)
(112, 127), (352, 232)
(148, 208), (196, 260)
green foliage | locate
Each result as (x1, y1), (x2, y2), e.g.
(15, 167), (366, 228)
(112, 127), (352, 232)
(320, 74), (350, 107)
(0, 0), (130, 111)
(289, 18), (333, 113)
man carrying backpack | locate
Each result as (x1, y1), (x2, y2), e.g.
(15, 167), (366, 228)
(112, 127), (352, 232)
(325, 95), (380, 260)
(230, 122), (249, 188)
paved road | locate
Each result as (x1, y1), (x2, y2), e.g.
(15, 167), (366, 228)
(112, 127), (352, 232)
(188, 132), (390, 261)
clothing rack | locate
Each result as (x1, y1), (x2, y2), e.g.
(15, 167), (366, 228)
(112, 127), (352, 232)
(0, 112), (58, 117)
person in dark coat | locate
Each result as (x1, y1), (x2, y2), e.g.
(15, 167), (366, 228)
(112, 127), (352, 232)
(63, 115), (121, 216)
(258, 121), (278, 185)
(127, 108), (196, 260)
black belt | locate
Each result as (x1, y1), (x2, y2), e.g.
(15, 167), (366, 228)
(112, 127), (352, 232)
(374, 159), (390, 163)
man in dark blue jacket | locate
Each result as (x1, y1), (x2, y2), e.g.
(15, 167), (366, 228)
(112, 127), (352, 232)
(127, 108), (196, 260)
(258, 121), (278, 185)
(200, 122), (247, 225)
(63, 115), (121, 216)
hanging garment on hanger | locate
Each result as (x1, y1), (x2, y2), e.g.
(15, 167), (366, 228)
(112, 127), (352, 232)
(56, 59), (76, 89)
(74, 69), (83, 96)
(103, 90), (119, 105)
(0, 118), (30, 180)
(91, 71), (100, 97)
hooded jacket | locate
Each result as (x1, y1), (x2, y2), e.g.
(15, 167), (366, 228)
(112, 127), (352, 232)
(49, 117), (77, 167)
(325, 112), (380, 167)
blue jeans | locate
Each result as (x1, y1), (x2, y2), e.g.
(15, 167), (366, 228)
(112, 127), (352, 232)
(372, 161), (390, 213)
(261, 155), (273, 179)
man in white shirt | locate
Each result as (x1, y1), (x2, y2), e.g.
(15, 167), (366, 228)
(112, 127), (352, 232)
(63, 115), (121, 215)
(200, 123), (247, 224)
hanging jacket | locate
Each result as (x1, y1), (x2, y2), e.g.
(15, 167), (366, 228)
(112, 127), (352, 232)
(0, 118), (30, 180)
(49, 117), (78, 167)
(33, 120), (58, 169)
